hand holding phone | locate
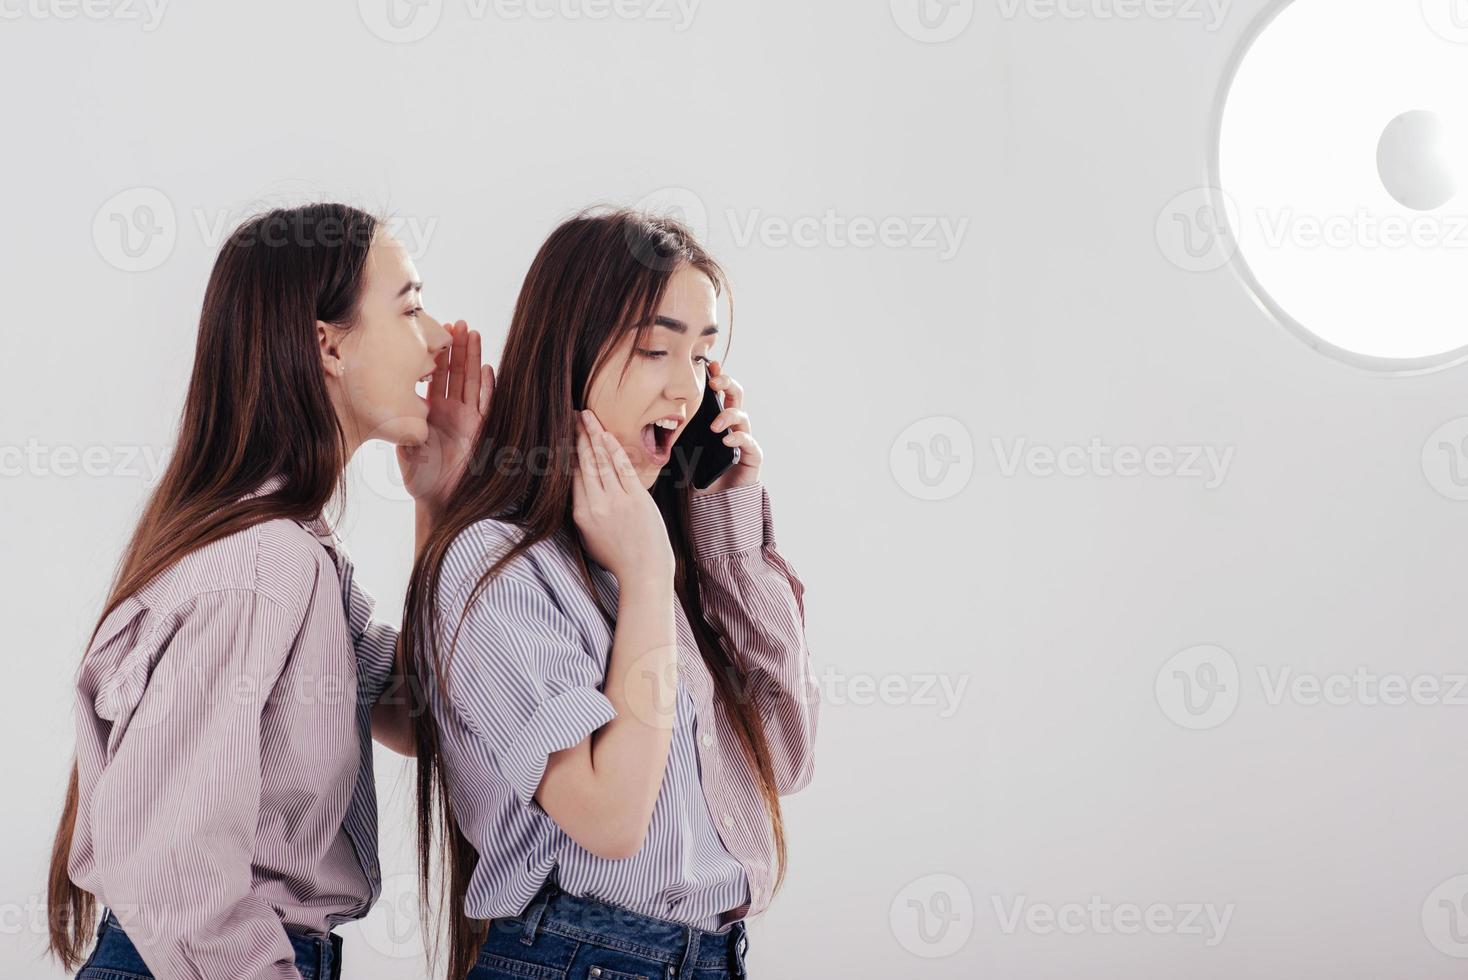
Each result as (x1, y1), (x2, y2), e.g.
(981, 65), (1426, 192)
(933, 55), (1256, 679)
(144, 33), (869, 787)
(668, 372), (741, 490)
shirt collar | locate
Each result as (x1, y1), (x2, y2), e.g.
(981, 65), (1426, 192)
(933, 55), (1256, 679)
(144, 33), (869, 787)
(238, 473), (339, 550)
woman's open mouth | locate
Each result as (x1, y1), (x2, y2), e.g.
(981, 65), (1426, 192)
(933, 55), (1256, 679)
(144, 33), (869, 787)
(642, 418), (680, 463)
(414, 371), (435, 410)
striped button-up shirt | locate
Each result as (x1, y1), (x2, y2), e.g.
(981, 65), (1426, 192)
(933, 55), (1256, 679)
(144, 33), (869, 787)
(68, 474), (396, 980)
(421, 481), (818, 933)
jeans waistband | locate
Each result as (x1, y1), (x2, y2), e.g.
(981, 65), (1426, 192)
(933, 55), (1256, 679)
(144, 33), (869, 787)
(98, 908), (344, 980)
(507, 866), (750, 978)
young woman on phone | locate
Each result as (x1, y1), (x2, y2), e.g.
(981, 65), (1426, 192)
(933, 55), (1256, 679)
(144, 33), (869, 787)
(46, 202), (491, 980)
(403, 209), (819, 980)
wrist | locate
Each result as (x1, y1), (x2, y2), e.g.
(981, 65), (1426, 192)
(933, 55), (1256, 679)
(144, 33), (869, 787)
(618, 566), (674, 596)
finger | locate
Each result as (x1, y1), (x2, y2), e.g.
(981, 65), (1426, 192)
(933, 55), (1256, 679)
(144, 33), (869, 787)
(709, 369), (742, 411)
(478, 363), (495, 417)
(603, 429), (641, 493)
(448, 320), (469, 402)
(709, 407), (750, 435)
(724, 429), (761, 463)
(586, 416), (617, 489)
(427, 343), (450, 401)
(460, 325), (481, 409)
(576, 415), (606, 494)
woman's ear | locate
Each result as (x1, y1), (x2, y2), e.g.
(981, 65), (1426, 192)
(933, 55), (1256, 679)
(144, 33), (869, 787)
(318, 319), (345, 379)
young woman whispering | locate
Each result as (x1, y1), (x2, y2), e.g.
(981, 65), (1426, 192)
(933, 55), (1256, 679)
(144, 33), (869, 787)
(48, 202), (491, 980)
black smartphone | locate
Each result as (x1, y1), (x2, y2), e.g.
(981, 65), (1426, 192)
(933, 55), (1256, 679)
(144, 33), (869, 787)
(668, 374), (740, 490)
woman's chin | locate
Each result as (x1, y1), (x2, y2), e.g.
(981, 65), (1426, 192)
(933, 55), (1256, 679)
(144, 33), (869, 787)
(369, 414), (429, 448)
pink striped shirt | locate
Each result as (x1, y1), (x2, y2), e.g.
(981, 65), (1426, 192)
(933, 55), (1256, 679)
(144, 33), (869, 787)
(67, 474), (395, 980)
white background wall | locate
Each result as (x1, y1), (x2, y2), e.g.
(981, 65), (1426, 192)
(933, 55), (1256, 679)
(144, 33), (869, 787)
(4, 1), (1467, 977)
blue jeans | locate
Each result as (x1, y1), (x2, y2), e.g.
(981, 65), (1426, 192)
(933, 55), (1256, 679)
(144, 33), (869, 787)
(74, 908), (344, 980)
(470, 866), (751, 980)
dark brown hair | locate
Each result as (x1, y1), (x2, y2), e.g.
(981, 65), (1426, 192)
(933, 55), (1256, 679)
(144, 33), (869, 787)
(402, 207), (789, 980)
(46, 202), (380, 970)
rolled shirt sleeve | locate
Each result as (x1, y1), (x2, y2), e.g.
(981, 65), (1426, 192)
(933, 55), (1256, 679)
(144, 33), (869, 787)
(689, 482), (820, 795)
(438, 525), (619, 809)
(85, 588), (307, 980)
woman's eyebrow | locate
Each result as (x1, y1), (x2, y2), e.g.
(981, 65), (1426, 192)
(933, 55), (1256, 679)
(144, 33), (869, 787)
(654, 315), (718, 336)
(396, 279), (423, 298)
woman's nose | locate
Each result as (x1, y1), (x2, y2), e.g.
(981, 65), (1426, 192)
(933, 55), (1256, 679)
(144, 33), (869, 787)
(674, 362), (706, 404)
(424, 313), (452, 354)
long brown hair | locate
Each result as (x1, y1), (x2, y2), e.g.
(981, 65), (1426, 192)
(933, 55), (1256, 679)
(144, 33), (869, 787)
(46, 202), (381, 970)
(402, 207), (789, 980)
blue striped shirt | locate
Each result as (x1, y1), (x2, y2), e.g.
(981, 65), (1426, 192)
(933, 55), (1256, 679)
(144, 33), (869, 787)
(419, 481), (818, 933)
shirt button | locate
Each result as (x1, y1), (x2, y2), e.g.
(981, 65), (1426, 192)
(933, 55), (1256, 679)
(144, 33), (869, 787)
(721, 813), (734, 829)
(700, 732), (713, 748)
